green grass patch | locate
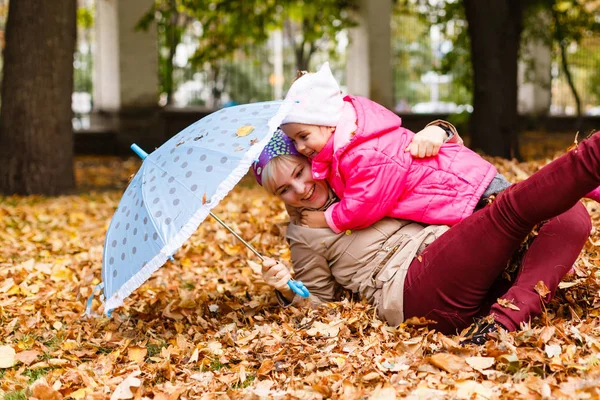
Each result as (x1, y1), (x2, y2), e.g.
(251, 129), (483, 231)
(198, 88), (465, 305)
(232, 374), (255, 389)
(209, 359), (226, 371)
(146, 341), (168, 359)
(23, 367), (54, 383)
(3, 390), (27, 400)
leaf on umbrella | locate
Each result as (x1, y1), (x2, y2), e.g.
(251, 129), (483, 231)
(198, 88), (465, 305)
(110, 371), (142, 400)
(250, 138), (259, 145)
(535, 281), (550, 297)
(0, 345), (15, 368)
(236, 125), (255, 137)
(497, 298), (520, 311)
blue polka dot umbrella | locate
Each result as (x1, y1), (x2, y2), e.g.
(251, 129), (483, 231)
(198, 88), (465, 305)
(90, 100), (309, 315)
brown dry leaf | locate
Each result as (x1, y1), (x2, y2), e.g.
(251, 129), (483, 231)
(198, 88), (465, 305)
(535, 280), (551, 297)
(110, 371), (142, 400)
(465, 356), (495, 372)
(127, 346), (147, 364)
(497, 297), (521, 311)
(236, 125), (255, 137)
(30, 379), (63, 400)
(403, 316), (437, 326)
(257, 359), (274, 376)
(455, 380), (494, 399)
(0, 345), (15, 368)
(3, 153), (600, 398)
(15, 349), (39, 365)
(429, 353), (469, 374)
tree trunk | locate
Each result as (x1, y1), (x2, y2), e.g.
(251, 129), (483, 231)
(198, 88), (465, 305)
(463, 0), (524, 159)
(0, 0), (77, 195)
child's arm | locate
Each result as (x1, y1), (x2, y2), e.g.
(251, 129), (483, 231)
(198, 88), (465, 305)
(323, 149), (408, 233)
(406, 120), (464, 158)
(300, 211), (329, 228)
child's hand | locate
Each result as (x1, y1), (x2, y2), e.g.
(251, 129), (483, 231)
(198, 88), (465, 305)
(300, 211), (329, 228)
(405, 125), (447, 158)
(262, 257), (292, 291)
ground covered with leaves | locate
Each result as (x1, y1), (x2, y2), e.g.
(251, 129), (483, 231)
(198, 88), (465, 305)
(1, 144), (600, 399)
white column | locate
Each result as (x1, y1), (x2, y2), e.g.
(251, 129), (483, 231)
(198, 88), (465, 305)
(94, 0), (158, 110)
(346, 0), (394, 109)
(518, 16), (552, 115)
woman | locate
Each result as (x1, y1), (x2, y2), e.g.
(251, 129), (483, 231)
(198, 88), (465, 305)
(252, 128), (596, 344)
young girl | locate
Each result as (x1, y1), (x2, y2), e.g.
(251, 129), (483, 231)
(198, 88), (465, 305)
(280, 62), (599, 232)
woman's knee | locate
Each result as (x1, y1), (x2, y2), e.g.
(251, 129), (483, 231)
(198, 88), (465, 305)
(559, 202), (592, 244)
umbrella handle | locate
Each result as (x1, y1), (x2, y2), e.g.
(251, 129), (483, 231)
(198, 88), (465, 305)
(288, 279), (310, 298)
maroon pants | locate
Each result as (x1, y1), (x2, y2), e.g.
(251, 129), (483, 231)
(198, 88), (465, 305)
(403, 134), (599, 334)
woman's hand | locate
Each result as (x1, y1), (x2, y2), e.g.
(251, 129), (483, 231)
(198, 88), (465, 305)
(405, 125), (447, 158)
(300, 211), (329, 228)
(262, 257), (292, 292)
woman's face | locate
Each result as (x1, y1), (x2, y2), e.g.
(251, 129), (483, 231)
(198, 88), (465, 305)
(270, 157), (329, 209)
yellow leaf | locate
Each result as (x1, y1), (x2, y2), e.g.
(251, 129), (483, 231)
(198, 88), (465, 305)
(429, 353), (469, 374)
(0, 345), (16, 368)
(497, 297), (520, 311)
(127, 346), (147, 363)
(535, 280), (550, 298)
(70, 388), (92, 400)
(236, 125), (255, 137)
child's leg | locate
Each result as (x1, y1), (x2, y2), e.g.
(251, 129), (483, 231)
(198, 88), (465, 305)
(402, 133), (600, 334)
(490, 202), (591, 330)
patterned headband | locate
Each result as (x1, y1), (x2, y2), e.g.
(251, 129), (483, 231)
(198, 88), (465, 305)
(252, 129), (301, 186)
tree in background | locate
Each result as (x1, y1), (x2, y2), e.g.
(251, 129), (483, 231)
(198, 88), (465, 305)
(138, 0), (356, 107)
(281, 0), (356, 72)
(0, 1), (77, 195)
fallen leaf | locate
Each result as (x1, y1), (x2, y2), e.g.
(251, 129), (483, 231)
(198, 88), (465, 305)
(497, 297), (521, 311)
(190, 371), (213, 386)
(465, 356), (495, 372)
(30, 379), (63, 400)
(236, 125), (255, 137)
(306, 321), (340, 337)
(127, 346), (147, 363)
(257, 359), (274, 376)
(0, 345), (16, 368)
(455, 380), (494, 399)
(15, 349), (40, 365)
(545, 344), (562, 358)
(403, 316), (437, 326)
(535, 280), (551, 297)
(362, 372), (380, 381)
(253, 380), (274, 397)
(110, 371), (142, 400)
(429, 353), (469, 374)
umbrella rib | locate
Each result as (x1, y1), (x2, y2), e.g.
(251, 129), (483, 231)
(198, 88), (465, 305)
(209, 211), (264, 261)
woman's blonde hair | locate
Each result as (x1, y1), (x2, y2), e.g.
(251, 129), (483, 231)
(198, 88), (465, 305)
(260, 154), (306, 195)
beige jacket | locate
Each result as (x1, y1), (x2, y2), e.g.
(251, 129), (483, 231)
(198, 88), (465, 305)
(283, 218), (448, 326)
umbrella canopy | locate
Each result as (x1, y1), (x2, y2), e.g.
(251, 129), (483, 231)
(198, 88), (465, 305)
(98, 101), (292, 313)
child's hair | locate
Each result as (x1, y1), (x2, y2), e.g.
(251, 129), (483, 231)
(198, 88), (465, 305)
(261, 154), (304, 195)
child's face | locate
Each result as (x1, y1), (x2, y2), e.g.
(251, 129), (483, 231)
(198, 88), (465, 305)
(281, 123), (334, 159)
